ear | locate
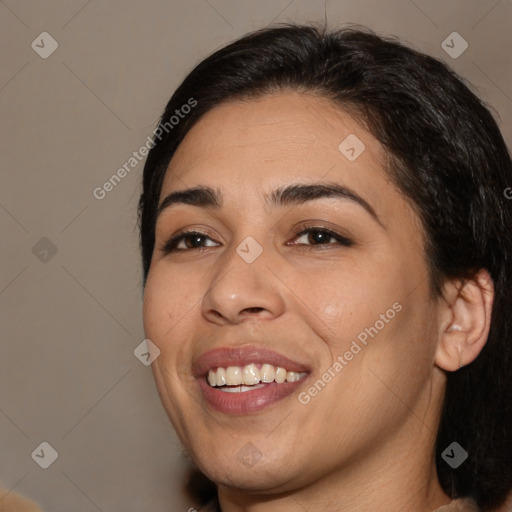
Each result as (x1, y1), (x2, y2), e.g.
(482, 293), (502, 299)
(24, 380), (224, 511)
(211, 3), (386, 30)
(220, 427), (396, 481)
(434, 269), (494, 372)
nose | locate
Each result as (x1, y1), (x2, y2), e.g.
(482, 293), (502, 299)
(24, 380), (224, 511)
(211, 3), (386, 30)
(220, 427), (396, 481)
(201, 242), (286, 325)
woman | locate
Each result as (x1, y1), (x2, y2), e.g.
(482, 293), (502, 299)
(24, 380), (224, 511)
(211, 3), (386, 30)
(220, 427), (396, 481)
(139, 24), (512, 511)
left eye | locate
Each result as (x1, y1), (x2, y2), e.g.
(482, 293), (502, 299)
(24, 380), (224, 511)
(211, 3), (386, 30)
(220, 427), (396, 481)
(292, 228), (353, 247)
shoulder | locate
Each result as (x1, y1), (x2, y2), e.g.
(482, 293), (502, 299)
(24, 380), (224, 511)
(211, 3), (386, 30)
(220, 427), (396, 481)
(432, 498), (480, 512)
(0, 487), (42, 512)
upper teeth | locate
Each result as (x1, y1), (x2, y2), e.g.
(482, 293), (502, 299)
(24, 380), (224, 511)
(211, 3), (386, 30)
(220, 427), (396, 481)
(207, 363), (307, 387)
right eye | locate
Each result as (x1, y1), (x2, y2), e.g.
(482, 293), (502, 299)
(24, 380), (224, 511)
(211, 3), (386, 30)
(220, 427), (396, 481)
(160, 231), (220, 253)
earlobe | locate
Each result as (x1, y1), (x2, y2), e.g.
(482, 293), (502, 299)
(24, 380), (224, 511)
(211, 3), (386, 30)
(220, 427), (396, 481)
(434, 269), (494, 372)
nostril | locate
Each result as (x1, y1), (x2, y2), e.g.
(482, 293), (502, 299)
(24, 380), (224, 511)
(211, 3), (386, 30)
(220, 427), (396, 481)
(242, 307), (265, 314)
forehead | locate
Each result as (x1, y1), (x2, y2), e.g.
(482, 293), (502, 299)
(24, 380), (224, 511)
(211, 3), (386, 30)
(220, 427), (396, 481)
(162, 92), (390, 196)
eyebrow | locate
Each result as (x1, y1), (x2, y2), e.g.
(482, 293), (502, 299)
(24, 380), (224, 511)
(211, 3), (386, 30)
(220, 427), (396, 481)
(156, 182), (384, 228)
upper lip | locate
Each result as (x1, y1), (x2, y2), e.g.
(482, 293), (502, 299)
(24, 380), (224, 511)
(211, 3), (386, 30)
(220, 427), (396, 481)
(192, 345), (311, 377)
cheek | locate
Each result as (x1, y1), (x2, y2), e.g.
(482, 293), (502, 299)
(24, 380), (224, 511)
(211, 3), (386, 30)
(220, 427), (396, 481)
(142, 265), (202, 369)
(299, 251), (434, 403)
(143, 261), (204, 326)
(293, 255), (408, 351)
(142, 267), (204, 433)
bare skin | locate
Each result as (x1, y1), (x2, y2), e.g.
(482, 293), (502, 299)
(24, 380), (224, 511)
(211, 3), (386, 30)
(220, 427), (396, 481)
(143, 92), (493, 512)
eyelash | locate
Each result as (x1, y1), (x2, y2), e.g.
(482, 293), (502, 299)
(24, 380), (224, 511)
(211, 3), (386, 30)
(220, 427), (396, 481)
(160, 225), (353, 254)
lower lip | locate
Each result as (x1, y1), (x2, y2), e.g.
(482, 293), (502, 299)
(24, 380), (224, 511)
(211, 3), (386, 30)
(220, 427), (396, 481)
(197, 377), (307, 415)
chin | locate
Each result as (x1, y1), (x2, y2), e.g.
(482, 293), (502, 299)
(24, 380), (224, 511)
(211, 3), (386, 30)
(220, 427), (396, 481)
(193, 440), (310, 495)
(205, 465), (292, 493)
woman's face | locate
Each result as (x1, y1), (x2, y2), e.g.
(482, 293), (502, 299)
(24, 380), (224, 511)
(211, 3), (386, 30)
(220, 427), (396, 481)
(143, 92), (444, 493)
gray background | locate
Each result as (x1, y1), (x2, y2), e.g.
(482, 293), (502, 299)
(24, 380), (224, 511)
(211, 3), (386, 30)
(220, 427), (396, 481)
(1, 1), (511, 511)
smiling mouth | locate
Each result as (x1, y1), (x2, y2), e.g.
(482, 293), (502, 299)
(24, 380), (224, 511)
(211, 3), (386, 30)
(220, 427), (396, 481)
(194, 346), (311, 414)
(200, 362), (309, 414)
(207, 363), (308, 391)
